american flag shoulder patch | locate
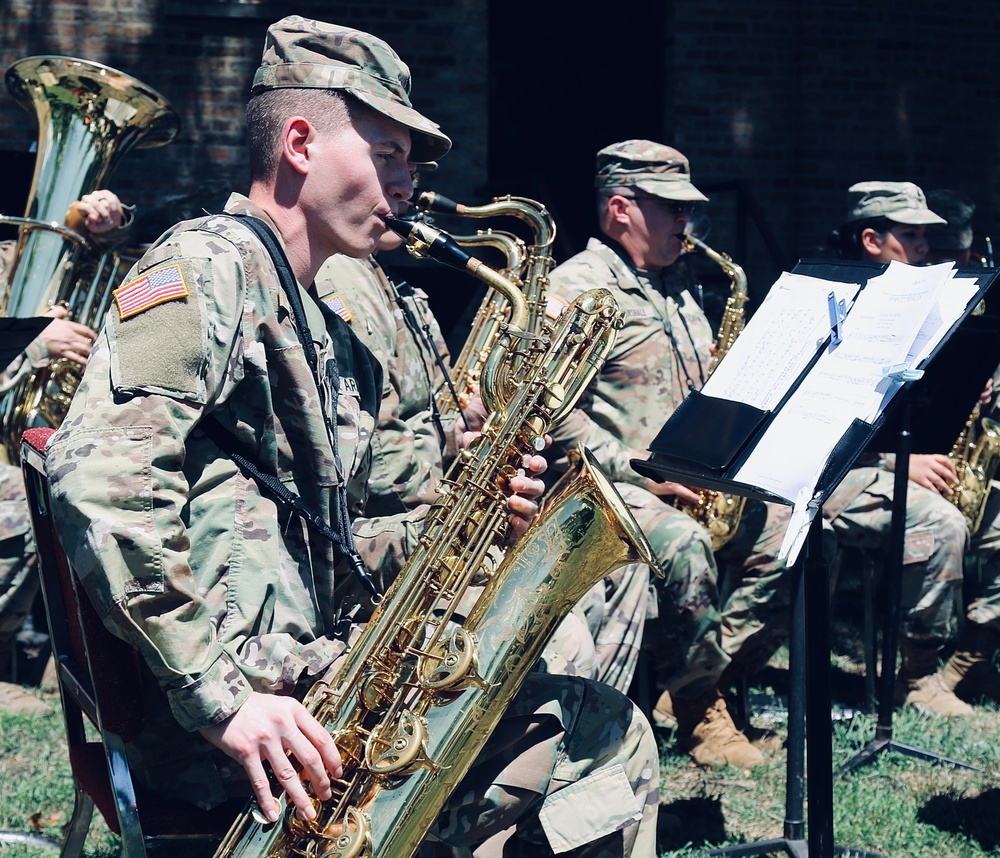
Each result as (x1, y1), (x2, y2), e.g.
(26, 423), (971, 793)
(113, 263), (189, 320)
(326, 293), (352, 323)
(544, 293), (570, 319)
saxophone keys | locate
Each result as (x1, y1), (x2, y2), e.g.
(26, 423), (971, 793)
(365, 709), (428, 776)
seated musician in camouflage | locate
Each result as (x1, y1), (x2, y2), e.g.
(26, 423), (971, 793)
(825, 181), (973, 716)
(913, 188), (1000, 708)
(0, 189), (126, 715)
(316, 182), (645, 693)
(543, 140), (798, 770)
(46, 18), (660, 855)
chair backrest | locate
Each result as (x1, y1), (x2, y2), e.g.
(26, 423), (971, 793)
(21, 428), (243, 856)
(22, 427), (145, 742)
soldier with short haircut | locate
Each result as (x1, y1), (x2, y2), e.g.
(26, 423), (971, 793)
(46, 18), (659, 856)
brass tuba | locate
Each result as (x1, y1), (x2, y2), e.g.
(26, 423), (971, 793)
(0, 55), (179, 461)
(946, 400), (1000, 535)
(213, 217), (656, 858)
(671, 233), (749, 550)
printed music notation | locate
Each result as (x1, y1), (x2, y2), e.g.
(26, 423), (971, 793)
(701, 260), (981, 564)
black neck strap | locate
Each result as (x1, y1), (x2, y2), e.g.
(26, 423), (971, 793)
(204, 213), (380, 600)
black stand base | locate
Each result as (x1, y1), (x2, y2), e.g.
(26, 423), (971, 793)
(836, 729), (983, 777)
(707, 521), (878, 858)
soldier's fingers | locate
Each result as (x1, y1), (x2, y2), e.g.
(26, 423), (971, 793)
(264, 741), (315, 821)
(243, 756), (281, 823)
(293, 712), (342, 799)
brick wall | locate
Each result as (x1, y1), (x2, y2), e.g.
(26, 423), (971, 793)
(0, 0), (488, 243)
(0, 0), (997, 312)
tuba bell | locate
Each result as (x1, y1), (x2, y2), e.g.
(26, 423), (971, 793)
(0, 55), (179, 461)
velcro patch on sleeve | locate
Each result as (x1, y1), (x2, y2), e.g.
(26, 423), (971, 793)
(545, 293), (569, 319)
(113, 263), (190, 319)
(325, 293), (353, 322)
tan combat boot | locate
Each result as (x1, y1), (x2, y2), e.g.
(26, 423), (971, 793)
(895, 639), (974, 717)
(0, 681), (53, 716)
(941, 622), (1000, 704)
(672, 687), (765, 769)
(653, 688), (782, 751)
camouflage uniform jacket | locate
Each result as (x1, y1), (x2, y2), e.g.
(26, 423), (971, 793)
(315, 254), (455, 515)
(46, 194), (427, 736)
(546, 237), (715, 481)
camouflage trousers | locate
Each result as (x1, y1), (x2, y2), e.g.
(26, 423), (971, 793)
(965, 481), (1000, 630)
(536, 562), (650, 695)
(431, 673), (660, 857)
(0, 464), (37, 675)
(823, 467), (967, 643)
(618, 483), (795, 699)
(131, 668), (659, 856)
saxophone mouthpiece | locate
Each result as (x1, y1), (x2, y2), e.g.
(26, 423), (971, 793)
(385, 215), (475, 274)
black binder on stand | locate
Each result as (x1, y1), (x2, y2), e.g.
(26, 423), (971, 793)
(631, 258), (999, 858)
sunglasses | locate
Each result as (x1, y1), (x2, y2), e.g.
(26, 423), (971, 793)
(620, 194), (697, 216)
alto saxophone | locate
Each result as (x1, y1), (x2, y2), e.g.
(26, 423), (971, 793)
(213, 218), (656, 858)
(946, 400), (1000, 534)
(670, 234), (749, 550)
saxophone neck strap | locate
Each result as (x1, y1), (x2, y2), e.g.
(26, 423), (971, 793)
(206, 212), (381, 600)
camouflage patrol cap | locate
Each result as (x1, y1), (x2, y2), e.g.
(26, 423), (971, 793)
(595, 139), (709, 202)
(925, 189), (975, 251)
(845, 181), (945, 226)
(252, 16), (451, 162)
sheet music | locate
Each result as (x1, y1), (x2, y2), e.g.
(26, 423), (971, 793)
(703, 272), (861, 411)
(722, 260), (973, 564)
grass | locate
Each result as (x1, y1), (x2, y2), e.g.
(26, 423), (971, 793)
(2, 619), (1000, 857)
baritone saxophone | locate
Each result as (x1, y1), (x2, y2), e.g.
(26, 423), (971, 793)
(213, 217), (656, 858)
(670, 233), (749, 550)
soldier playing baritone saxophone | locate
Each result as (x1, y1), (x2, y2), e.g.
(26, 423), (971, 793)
(46, 19), (659, 856)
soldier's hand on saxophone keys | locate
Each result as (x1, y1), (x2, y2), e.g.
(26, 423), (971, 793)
(909, 453), (959, 496)
(645, 477), (703, 506)
(197, 691), (343, 824)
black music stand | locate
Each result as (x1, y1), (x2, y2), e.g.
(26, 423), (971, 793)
(632, 258), (996, 858)
(832, 292), (1000, 777)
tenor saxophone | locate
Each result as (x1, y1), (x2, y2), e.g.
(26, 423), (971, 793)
(416, 192), (556, 376)
(670, 234), (749, 550)
(213, 218), (656, 858)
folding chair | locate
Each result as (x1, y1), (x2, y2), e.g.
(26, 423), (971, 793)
(20, 427), (243, 858)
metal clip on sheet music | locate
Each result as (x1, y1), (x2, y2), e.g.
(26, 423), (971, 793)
(881, 363), (924, 382)
(827, 291), (847, 346)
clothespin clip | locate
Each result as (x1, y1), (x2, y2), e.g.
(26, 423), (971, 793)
(881, 363), (924, 382)
(827, 291), (847, 345)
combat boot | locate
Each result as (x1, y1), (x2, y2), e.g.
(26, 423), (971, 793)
(672, 687), (765, 769)
(653, 688), (782, 751)
(0, 681), (53, 716)
(941, 622), (1000, 704)
(895, 639), (974, 717)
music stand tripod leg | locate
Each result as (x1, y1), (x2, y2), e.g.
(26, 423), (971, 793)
(710, 519), (879, 858)
(836, 402), (981, 776)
